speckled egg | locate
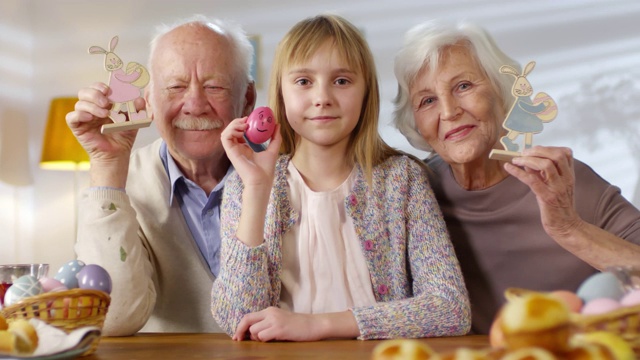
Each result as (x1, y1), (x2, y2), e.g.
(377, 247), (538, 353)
(576, 272), (625, 303)
(77, 264), (112, 294)
(4, 275), (43, 306)
(39, 277), (68, 293)
(54, 260), (86, 289)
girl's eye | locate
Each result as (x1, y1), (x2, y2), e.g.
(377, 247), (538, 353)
(295, 78), (310, 86)
(335, 78), (350, 85)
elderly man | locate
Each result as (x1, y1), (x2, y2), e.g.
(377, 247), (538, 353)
(66, 16), (256, 336)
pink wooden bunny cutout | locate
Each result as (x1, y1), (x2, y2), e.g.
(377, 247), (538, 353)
(489, 61), (558, 161)
(89, 36), (152, 134)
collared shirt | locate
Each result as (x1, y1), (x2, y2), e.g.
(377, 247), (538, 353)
(160, 142), (232, 276)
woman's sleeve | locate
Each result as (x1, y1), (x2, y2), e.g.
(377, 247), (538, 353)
(210, 172), (274, 336)
(351, 159), (471, 339)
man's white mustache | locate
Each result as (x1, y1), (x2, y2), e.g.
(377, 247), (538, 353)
(174, 117), (224, 130)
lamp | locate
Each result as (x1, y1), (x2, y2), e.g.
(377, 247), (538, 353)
(40, 97), (90, 171)
(40, 97), (90, 241)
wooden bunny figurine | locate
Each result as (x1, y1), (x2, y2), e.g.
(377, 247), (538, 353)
(89, 35), (152, 133)
(489, 61), (558, 161)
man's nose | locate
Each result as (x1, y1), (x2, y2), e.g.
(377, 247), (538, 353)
(183, 86), (209, 115)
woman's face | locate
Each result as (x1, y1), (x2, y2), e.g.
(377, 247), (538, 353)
(409, 45), (505, 166)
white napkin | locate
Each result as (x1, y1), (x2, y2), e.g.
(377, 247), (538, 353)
(0, 318), (101, 359)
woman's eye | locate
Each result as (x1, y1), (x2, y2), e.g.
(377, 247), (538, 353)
(420, 97), (435, 107)
(458, 82), (471, 91)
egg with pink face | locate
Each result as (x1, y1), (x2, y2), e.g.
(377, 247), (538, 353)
(581, 298), (621, 315)
(39, 277), (67, 293)
(245, 106), (276, 144)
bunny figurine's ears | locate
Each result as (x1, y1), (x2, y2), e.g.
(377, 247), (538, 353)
(499, 61), (536, 78)
(88, 36), (118, 55)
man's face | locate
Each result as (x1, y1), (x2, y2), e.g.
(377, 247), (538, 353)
(146, 25), (251, 166)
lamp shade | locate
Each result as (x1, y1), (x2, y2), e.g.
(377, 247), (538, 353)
(40, 97), (90, 171)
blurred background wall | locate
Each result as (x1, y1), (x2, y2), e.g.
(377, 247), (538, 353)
(1, 0), (639, 272)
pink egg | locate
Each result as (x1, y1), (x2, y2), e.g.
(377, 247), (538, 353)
(245, 106), (275, 144)
(581, 297), (621, 315)
(39, 277), (68, 293)
(620, 289), (640, 307)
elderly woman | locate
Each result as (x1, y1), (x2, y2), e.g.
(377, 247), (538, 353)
(392, 20), (640, 334)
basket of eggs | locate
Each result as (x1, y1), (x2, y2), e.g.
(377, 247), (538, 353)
(0, 261), (111, 357)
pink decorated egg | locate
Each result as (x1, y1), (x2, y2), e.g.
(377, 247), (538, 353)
(39, 277), (68, 293)
(620, 289), (640, 307)
(581, 298), (621, 315)
(245, 106), (275, 144)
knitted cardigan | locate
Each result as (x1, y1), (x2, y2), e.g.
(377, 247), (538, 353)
(211, 154), (471, 339)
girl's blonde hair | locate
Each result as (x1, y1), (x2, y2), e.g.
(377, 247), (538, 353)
(268, 14), (401, 183)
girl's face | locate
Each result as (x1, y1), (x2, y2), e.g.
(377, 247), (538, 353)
(409, 45), (504, 166)
(281, 40), (365, 151)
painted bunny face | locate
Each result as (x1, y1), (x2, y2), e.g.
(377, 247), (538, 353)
(105, 53), (123, 71)
(513, 77), (532, 97)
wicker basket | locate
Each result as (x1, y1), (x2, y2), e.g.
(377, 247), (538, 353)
(504, 287), (640, 354)
(0, 289), (110, 356)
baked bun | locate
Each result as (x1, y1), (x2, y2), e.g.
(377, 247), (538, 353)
(500, 293), (571, 352)
(371, 339), (436, 360)
(0, 331), (17, 354)
(8, 319), (38, 354)
(0, 314), (7, 331)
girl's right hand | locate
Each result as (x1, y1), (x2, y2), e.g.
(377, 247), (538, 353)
(221, 117), (282, 188)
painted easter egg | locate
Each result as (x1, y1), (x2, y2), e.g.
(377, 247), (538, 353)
(77, 264), (112, 294)
(54, 260), (86, 289)
(245, 106), (276, 144)
(4, 275), (43, 306)
(581, 298), (621, 315)
(620, 289), (640, 306)
(532, 92), (558, 122)
(576, 272), (625, 303)
(39, 277), (68, 293)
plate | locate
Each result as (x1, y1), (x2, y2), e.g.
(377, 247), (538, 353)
(0, 346), (88, 360)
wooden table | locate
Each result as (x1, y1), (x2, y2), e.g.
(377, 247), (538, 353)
(84, 333), (489, 359)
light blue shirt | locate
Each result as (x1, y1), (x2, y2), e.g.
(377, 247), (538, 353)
(160, 142), (232, 277)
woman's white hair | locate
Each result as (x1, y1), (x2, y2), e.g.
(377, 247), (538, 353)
(392, 20), (519, 152)
(148, 14), (254, 84)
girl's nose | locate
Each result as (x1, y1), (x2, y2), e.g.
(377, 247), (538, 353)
(314, 84), (333, 107)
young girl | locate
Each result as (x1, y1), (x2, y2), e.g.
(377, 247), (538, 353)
(212, 14), (470, 341)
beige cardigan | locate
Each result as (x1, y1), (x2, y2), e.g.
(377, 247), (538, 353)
(76, 139), (222, 335)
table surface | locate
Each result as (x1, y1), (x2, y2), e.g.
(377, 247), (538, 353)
(84, 333), (489, 359)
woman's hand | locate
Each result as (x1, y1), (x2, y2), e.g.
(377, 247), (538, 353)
(504, 146), (583, 239)
(221, 117), (281, 188)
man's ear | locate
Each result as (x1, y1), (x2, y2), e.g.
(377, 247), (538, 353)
(143, 87), (154, 120)
(242, 81), (257, 117)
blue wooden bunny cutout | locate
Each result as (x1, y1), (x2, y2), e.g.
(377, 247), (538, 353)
(489, 61), (558, 161)
(89, 36), (152, 134)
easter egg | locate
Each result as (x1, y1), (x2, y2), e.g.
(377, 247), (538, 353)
(581, 298), (621, 315)
(39, 277), (68, 293)
(620, 289), (640, 306)
(4, 275), (43, 306)
(549, 290), (583, 313)
(245, 106), (275, 144)
(576, 272), (625, 303)
(54, 260), (86, 289)
(77, 264), (112, 294)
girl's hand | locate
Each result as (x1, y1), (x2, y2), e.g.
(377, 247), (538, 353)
(504, 146), (583, 238)
(232, 307), (323, 342)
(221, 117), (282, 188)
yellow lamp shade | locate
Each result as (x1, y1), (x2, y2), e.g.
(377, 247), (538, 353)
(40, 97), (90, 171)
